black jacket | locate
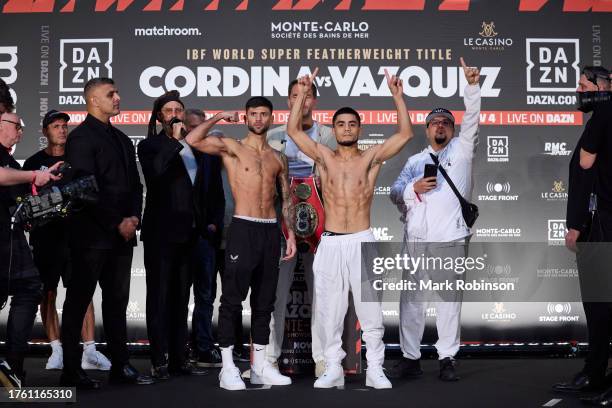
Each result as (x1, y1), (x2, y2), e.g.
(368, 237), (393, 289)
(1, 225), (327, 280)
(565, 102), (612, 235)
(65, 114), (143, 250)
(137, 131), (224, 246)
(0, 148), (38, 279)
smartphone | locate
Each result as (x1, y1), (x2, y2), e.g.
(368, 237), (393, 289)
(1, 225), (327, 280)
(424, 163), (438, 179)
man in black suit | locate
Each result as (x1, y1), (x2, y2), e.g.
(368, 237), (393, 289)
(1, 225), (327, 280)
(138, 93), (222, 378)
(554, 66), (612, 401)
(60, 77), (152, 389)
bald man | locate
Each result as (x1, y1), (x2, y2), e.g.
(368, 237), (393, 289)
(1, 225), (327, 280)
(60, 78), (150, 389)
(0, 111), (59, 386)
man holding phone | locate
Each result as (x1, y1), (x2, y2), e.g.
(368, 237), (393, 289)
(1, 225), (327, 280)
(389, 58), (481, 382)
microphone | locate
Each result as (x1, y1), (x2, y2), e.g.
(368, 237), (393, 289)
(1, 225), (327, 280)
(169, 117), (182, 127)
(169, 117), (187, 137)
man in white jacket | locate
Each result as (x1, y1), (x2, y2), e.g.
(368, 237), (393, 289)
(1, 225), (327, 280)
(389, 58), (481, 382)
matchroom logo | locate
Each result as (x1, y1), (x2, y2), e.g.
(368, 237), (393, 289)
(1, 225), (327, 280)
(526, 38), (580, 92)
(60, 39), (113, 92)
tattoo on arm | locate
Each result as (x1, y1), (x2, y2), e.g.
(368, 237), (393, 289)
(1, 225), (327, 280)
(278, 153), (295, 231)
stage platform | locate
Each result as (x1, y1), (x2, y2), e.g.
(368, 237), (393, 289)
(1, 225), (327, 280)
(12, 356), (596, 408)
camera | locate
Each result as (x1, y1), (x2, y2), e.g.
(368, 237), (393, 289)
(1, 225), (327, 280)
(11, 175), (99, 230)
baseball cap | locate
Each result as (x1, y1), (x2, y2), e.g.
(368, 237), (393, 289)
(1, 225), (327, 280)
(43, 110), (70, 128)
(425, 108), (455, 127)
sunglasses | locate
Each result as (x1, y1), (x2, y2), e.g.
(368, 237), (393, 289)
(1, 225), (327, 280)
(2, 119), (22, 131)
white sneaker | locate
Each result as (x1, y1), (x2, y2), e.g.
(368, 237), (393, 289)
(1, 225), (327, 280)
(81, 350), (112, 371)
(250, 361), (291, 386)
(366, 365), (392, 389)
(313, 363), (344, 389)
(219, 366), (246, 391)
(45, 349), (63, 370)
(315, 360), (325, 378)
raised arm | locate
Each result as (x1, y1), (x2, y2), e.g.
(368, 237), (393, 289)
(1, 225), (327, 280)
(372, 70), (414, 163)
(457, 57), (481, 152)
(287, 68), (329, 161)
(186, 111), (239, 155)
(277, 152), (296, 260)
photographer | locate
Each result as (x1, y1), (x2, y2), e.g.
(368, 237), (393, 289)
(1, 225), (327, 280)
(0, 110), (60, 386)
(23, 110), (111, 372)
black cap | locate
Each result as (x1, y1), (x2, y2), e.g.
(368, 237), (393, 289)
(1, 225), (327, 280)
(425, 108), (455, 127)
(42, 110), (70, 128)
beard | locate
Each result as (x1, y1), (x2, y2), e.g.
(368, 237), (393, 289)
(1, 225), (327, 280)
(338, 139), (358, 147)
(434, 135), (447, 145)
(248, 124), (270, 135)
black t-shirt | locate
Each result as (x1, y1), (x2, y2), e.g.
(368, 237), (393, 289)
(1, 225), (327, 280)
(22, 150), (68, 252)
(0, 148), (38, 279)
(581, 100), (612, 207)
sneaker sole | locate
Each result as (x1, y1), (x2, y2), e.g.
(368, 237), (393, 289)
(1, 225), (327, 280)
(366, 378), (392, 389)
(81, 362), (111, 371)
(220, 382), (246, 391)
(313, 379), (344, 389)
(250, 373), (291, 386)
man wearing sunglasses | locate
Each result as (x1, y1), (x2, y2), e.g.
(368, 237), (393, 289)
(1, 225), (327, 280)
(389, 58), (481, 382)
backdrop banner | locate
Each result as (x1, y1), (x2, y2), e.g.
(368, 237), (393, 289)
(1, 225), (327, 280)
(1, 0), (610, 345)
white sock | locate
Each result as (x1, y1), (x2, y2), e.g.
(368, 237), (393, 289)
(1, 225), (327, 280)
(220, 346), (236, 369)
(50, 340), (62, 352)
(252, 343), (266, 373)
(83, 341), (95, 353)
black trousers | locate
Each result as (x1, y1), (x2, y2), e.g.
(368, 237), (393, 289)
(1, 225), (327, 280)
(579, 209), (612, 383)
(218, 218), (280, 347)
(0, 276), (42, 375)
(144, 238), (193, 368)
(216, 248), (244, 349)
(61, 248), (133, 373)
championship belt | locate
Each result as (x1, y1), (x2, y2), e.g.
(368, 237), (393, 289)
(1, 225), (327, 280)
(281, 176), (325, 253)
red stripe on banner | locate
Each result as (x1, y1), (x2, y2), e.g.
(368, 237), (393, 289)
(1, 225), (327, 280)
(63, 110), (584, 126)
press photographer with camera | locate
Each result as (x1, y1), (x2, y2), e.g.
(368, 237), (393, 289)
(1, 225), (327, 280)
(0, 109), (61, 388)
(22, 110), (111, 373)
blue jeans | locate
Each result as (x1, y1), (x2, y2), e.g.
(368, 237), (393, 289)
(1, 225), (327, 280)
(192, 237), (217, 353)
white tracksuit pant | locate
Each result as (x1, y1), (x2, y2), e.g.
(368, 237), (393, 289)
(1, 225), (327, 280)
(313, 229), (385, 367)
(399, 240), (466, 360)
(266, 251), (323, 363)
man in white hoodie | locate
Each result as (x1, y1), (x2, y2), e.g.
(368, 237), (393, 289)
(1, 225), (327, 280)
(389, 58), (481, 382)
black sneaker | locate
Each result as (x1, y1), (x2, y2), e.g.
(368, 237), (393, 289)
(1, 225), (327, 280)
(151, 364), (170, 380)
(232, 346), (250, 362)
(197, 349), (223, 368)
(439, 357), (459, 382)
(168, 362), (208, 376)
(0, 360), (21, 389)
(387, 357), (423, 379)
